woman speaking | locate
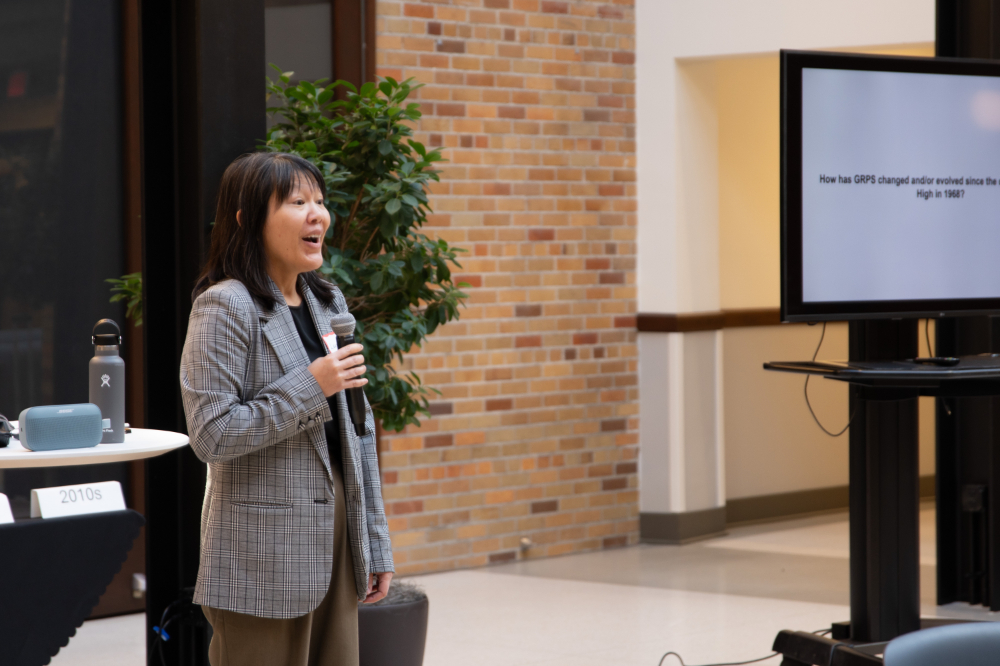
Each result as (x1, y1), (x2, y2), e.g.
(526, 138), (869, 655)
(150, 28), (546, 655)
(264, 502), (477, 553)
(180, 152), (393, 665)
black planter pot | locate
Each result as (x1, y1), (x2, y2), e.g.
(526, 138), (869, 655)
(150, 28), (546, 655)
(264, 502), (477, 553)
(358, 583), (428, 666)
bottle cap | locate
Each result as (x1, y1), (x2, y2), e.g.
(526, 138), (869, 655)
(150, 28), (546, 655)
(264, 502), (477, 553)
(92, 319), (122, 346)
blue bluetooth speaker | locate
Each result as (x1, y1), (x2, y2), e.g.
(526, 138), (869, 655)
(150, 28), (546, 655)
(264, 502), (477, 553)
(17, 403), (107, 451)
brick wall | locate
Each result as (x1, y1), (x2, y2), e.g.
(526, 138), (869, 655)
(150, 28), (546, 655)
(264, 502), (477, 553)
(375, 0), (638, 575)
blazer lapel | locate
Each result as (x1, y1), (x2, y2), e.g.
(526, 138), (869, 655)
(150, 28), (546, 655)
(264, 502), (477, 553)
(261, 276), (334, 480)
(302, 277), (363, 488)
(259, 277), (309, 376)
(303, 275), (343, 344)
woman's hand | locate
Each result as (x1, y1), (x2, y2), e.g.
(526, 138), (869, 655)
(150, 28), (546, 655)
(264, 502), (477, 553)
(307, 343), (368, 397)
(364, 571), (393, 604)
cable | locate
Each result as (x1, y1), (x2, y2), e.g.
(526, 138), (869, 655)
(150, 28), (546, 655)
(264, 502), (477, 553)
(921, 318), (955, 416)
(148, 592), (204, 666)
(657, 651), (780, 666)
(655, 629), (832, 666)
(803, 322), (853, 437)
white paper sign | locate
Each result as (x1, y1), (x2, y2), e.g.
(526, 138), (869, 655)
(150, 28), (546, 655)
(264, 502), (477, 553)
(0, 493), (13, 524)
(30, 481), (126, 519)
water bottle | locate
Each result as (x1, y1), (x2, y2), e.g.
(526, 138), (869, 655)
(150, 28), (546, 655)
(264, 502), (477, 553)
(89, 319), (125, 443)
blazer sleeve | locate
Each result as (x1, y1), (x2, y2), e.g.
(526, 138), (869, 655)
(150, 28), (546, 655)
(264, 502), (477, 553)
(329, 283), (395, 573)
(180, 287), (332, 464)
(359, 393), (395, 574)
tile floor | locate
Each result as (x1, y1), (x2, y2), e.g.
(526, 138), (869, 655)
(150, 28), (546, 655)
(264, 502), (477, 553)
(49, 504), (1000, 666)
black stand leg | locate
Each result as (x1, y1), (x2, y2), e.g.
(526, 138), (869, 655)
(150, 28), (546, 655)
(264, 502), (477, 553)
(850, 390), (920, 641)
(773, 322), (920, 663)
(847, 320), (921, 642)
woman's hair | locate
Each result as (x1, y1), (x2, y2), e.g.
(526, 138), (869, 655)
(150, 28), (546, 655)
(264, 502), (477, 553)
(192, 151), (334, 310)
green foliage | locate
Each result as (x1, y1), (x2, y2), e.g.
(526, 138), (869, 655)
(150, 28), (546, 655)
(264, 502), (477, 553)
(106, 272), (143, 327)
(265, 66), (467, 432)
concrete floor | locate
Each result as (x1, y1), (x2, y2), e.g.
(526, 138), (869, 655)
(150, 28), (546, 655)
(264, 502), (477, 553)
(48, 504), (1000, 666)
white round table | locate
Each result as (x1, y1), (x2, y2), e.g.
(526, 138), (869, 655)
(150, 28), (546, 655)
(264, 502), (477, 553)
(0, 426), (189, 468)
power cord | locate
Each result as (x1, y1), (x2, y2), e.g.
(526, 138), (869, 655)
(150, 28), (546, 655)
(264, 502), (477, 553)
(657, 651), (778, 666)
(803, 322), (853, 437)
(656, 629), (832, 666)
(148, 588), (207, 666)
(922, 318), (955, 416)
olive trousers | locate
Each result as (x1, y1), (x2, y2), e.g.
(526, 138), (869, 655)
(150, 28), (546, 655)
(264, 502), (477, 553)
(201, 465), (359, 666)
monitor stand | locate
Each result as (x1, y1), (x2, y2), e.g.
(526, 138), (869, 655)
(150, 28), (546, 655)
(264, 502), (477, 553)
(765, 320), (1000, 665)
(846, 319), (921, 642)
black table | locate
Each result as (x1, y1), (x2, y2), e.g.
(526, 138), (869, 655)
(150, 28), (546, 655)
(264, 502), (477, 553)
(0, 510), (145, 666)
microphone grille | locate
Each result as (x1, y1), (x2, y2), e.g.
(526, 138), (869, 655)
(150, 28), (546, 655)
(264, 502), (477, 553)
(329, 313), (356, 337)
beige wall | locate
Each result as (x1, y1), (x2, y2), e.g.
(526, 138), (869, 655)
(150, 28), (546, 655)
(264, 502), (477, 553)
(723, 324), (936, 500)
(716, 45), (935, 311)
(713, 45), (937, 500)
(717, 55), (780, 310)
(636, 0), (938, 514)
(636, 0), (935, 313)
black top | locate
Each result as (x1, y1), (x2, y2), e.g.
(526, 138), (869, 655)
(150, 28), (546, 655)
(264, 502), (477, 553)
(288, 303), (342, 474)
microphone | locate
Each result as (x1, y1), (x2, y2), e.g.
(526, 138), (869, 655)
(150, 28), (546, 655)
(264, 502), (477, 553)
(328, 313), (368, 437)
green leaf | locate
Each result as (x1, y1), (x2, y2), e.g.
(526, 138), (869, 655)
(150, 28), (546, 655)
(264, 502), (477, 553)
(380, 214), (397, 239)
(286, 89), (310, 104)
(385, 198), (402, 215)
(378, 139), (392, 155)
(106, 272), (144, 327)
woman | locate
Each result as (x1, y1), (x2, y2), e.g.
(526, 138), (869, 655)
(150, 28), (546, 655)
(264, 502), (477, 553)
(180, 151), (393, 666)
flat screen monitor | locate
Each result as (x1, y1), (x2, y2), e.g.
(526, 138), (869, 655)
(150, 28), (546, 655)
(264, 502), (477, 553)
(782, 50), (1000, 321)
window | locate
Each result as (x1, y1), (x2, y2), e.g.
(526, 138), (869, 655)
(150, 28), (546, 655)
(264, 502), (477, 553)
(0, 0), (128, 517)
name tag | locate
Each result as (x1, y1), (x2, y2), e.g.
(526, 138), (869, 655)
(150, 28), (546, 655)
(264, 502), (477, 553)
(322, 332), (338, 355)
(0, 493), (13, 524)
(30, 481), (126, 519)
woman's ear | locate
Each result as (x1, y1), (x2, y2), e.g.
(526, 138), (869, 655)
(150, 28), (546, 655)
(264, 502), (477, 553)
(236, 210), (242, 228)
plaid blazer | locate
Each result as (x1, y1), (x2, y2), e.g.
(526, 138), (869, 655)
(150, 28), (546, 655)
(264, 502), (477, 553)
(179, 275), (394, 619)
